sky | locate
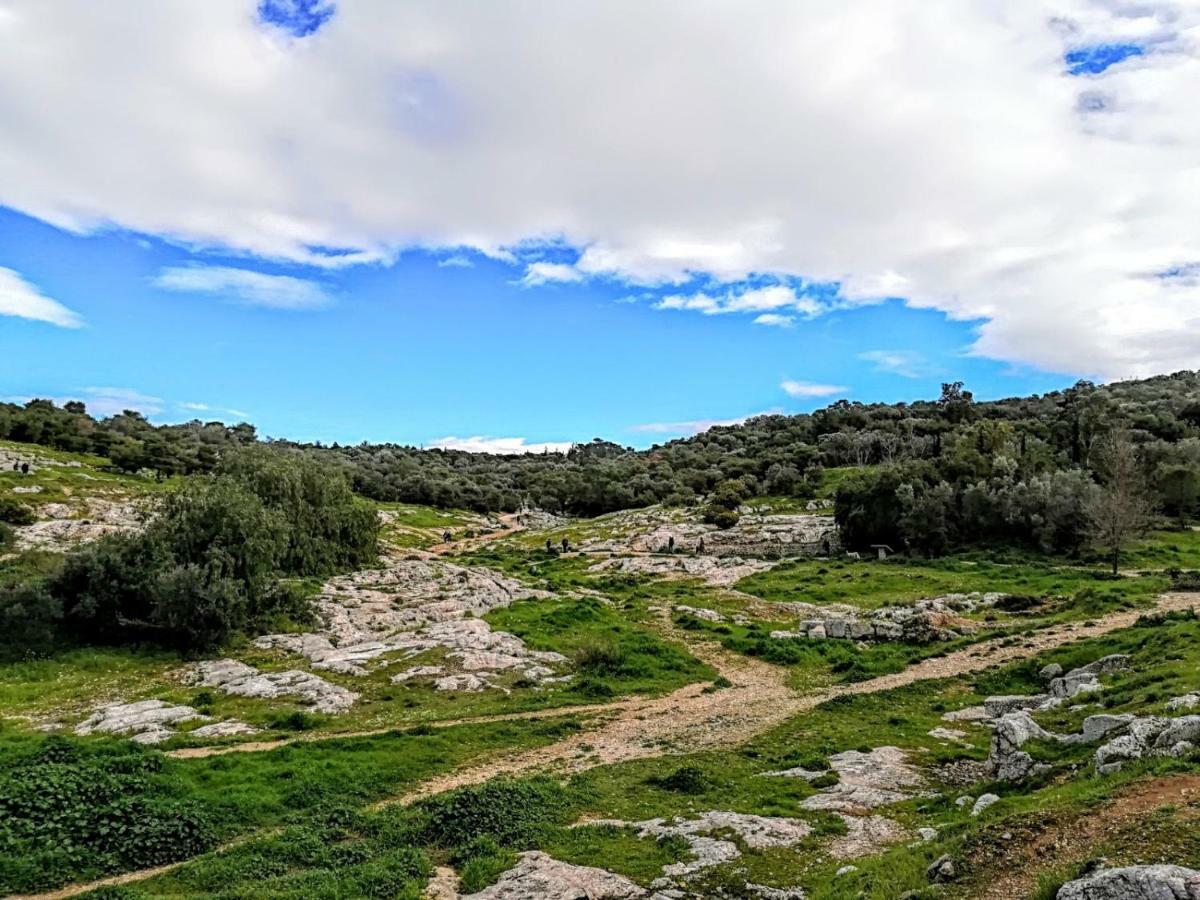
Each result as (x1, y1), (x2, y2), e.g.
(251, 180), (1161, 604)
(2, 1), (1198, 451)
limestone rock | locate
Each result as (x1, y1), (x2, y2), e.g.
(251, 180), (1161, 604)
(800, 746), (922, 812)
(191, 720), (259, 738)
(987, 711), (1058, 782)
(190, 658), (358, 713)
(462, 851), (644, 899)
(971, 793), (1000, 816)
(927, 854), (957, 884)
(827, 814), (905, 858)
(75, 699), (204, 743)
(1040, 663), (1064, 681)
(590, 556), (776, 587)
(1056, 864), (1200, 899)
(1167, 693), (1200, 711)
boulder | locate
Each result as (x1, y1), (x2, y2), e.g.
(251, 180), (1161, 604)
(987, 711), (1058, 781)
(1040, 663), (1064, 681)
(1056, 864), (1200, 899)
(971, 793), (1000, 816)
(985, 695), (1050, 717)
(75, 699), (205, 743)
(927, 854), (957, 884)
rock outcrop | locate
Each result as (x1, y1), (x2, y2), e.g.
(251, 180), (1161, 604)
(1056, 864), (1200, 899)
(189, 659), (359, 713)
(462, 851), (644, 899)
(590, 555), (776, 587)
(74, 699), (204, 744)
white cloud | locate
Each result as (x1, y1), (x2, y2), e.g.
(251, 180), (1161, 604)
(656, 284), (823, 319)
(780, 380), (849, 398)
(517, 262), (583, 287)
(630, 411), (776, 435)
(179, 401), (210, 411)
(2, 4), (1200, 375)
(153, 266), (330, 310)
(179, 400), (250, 420)
(753, 313), (794, 328)
(858, 349), (939, 378)
(0, 267), (83, 327)
(437, 254), (474, 268)
(429, 435), (572, 454)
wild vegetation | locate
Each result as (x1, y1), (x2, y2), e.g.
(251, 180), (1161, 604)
(4, 373), (1200, 898)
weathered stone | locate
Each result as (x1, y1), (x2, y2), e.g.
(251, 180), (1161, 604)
(801, 747), (922, 812)
(942, 705), (991, 723)
(75, 699), (204, 743)
(987, 711), (1058, 781)
(985, 695), (1050, 717)
(927, 727), (968, 742)
(190, 659), (358, 713)
(672, 604), (726, 622)
(191, 720), (259, 738)
(1040, 663), (1064, 681)
(971, 793), (1000, 816)
(1080, 714), (1135, 743)
(927, 854), (957, 884)
(1055, 864), (1200, 899)
(435, 673), (494, 692)
(462, 851), (644, 899)
(1167, 693), (1200, 711)
(827, 814), (905, 859)
(590, 556), (776, 587)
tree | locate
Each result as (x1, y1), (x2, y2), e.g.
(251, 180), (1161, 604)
(1159, 465), (1200, 526)
(1086, 430), (1154, 576)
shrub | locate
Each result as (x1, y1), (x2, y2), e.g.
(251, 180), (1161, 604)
(0, 497), (35, 526)
(0, 579), (61, 660)
(649, 766), (709, 794)
(416, 777), (572, 849)
(573, 640), (626, 675)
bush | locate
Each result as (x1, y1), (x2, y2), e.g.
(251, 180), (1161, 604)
(416, 777), (572, 849)
(0, 579), (61, 660)
(0, 739), (215, 894)
(572, 640), (626, 675)
(649, 766), (709, 794)
(701, 504), (740, 529)
(0, 497), (35, 526)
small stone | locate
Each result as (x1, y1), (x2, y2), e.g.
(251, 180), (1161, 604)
(926, 854), (957, 884)
(1040, 663), (1063, 680)
(971, 793), (1000, 816)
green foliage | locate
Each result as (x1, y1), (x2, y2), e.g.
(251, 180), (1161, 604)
(0, 579), (61, 659)
(0, 497), (35, 526)
(416, 776), (573, 849)
(452, 836), (518, 893)
(648, 766), (710, 794)
(15, 450), (378, 654)
(0, 738), (215, 894)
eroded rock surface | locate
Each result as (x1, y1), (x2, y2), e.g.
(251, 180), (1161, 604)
(253, 559), (567, 692)
(190, 659), (358, 713)
(590, 555), (776, 587)
(462, 851), (644, 899)
(1056, 864), (1200, 899)
(15, 496), (143, 551)
(75, 699), (204, 744)
(799, 747), (923, 812)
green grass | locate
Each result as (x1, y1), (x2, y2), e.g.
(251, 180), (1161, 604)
(1122, 528), (1200, 570)
(0, 439), (171, 509)
(735, 556), (1165, 611)
(0, 716), (581, 894)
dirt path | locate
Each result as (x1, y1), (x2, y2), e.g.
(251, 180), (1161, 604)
(427, 512), (524, 555)
(967, 773), (1200, 900)
(17, 593), (1195, 900)
(388, 592), (1199, 805)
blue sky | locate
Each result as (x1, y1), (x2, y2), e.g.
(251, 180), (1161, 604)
(1, 205), (1070, 449)
(0, 2), (1192, 451)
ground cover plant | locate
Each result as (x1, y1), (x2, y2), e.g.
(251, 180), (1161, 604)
(0, 715), (583, 894)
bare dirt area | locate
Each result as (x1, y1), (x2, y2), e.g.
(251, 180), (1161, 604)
(966, 773), (1200, 900)
(390, 593), (1199, 805)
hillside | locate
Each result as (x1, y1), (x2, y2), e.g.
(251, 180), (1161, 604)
(3, 377), (1200, 898)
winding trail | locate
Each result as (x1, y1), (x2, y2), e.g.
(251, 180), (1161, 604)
(14, 592), (1197, 900)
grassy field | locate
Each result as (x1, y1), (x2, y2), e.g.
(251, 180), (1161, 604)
(734, 556), (1167, 610)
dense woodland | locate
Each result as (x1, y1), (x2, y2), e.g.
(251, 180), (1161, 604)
(5, 371), (1200, 566)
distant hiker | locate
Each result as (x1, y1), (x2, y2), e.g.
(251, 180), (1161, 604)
(561, 536), (570, 553)
(668, 536), (675, 554)
(546, 538), (553, 553)
(697, 537), (705, 555)
(20, 462), (29, 475)
(443, 530), (452, 543)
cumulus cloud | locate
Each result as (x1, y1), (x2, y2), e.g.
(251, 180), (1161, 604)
(429, 435), (572, 454)
(2, 3), (1200, 375)
(753, 313), (794, 328)
(780, 380), (849, 398)
(153, 266), (331, 310)
(858, 349), (940, 378)
(0, 267), (83, 327)
(179, 400), (251, 420)
(517, 262), (583, 287)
